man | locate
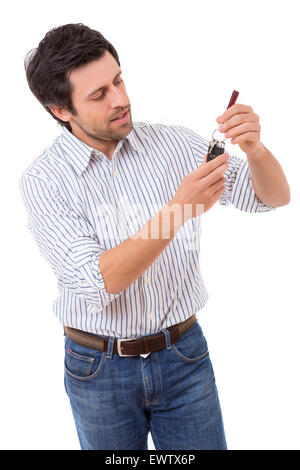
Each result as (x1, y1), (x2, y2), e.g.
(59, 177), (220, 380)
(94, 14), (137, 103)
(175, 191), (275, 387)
(19, 23), (290, 450)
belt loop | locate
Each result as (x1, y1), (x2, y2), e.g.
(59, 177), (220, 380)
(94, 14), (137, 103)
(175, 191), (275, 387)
(106, 337), (114, 359)
(162, 328), (172, 350)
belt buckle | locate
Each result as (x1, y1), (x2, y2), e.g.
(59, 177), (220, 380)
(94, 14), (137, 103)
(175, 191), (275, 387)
(117, 337), (137, 357)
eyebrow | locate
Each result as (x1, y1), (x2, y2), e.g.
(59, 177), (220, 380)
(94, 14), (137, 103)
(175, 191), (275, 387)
(86, 70), (122, 99)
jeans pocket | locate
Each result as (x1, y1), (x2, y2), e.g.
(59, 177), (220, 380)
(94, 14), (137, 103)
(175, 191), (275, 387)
(171, 322), (209, 363)
(64, 336), (106, 381)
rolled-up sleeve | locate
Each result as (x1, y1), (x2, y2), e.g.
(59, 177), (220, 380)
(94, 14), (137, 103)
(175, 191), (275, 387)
(174, 125), (276, 213)
(218, 154), (275, 212)
(19, 173), (121, 306)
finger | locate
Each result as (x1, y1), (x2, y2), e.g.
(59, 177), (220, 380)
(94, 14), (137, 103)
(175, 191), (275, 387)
(201, 162), (228, 187)
(217, 104), (253, 123)
(224, 122), (260, 139)
(205, 184), (225, 212)
(231, 131), (259, 144)
(208, 176), (225, 193)
(196, 152), (229, 178)
(204, 183), (226, 211)
(219, 113), (259, 133)
(212, 184), (226, 199)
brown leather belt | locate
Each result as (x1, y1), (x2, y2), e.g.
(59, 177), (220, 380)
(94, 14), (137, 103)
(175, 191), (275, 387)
(64, 314), (197, 357)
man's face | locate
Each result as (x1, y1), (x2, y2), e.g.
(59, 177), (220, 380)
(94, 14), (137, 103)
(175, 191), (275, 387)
(53, 50), (132, 154)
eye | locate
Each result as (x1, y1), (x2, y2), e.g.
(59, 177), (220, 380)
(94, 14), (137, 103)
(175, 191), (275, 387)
(93, 79), (124, 101)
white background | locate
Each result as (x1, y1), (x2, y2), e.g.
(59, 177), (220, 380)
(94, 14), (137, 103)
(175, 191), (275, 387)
(1, 0), (299, 450)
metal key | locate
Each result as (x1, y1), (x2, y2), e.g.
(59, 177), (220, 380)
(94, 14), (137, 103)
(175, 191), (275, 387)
(208, 139), (218, 155)
(207, 133), (225, 162)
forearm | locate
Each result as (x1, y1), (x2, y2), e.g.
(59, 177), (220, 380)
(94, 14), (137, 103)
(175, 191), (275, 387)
(246, 142), (290, 207)
(99, 200), (183, 294)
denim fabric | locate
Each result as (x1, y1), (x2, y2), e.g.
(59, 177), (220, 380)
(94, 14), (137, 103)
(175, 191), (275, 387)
(64, 321), (227, 450)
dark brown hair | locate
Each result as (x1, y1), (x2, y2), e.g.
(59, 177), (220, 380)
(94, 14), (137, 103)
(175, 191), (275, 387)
(24, 23), (120, 132)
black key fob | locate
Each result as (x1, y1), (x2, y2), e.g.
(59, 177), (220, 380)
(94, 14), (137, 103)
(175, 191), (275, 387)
(207, 139), (225, 162)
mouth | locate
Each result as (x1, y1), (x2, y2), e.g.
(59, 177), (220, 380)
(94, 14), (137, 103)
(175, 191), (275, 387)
(111, 109), (129, 124)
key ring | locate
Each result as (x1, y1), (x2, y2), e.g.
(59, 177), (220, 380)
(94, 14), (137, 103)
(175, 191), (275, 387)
(211, 127), (225, 143)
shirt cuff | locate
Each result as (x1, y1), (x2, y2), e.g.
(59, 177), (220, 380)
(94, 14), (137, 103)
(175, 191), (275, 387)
(66, 237), (122, 305)
(231, 160), (276, 213)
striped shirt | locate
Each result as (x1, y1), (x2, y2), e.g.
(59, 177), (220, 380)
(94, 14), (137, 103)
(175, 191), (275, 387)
(19, 121), (275, 338)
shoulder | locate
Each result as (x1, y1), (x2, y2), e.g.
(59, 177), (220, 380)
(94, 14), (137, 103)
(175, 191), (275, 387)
(132, 120), (209, 149)
(19, 134), (78, 194)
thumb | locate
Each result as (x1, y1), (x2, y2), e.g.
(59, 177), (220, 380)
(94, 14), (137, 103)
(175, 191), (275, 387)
(202, 153), (207, 164)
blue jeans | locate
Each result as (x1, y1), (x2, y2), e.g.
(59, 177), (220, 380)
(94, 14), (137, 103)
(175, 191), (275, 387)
(64, 320), (227, 450)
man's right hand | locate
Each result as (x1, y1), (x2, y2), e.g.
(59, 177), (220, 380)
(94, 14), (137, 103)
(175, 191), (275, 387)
(171, 153), (229, 220)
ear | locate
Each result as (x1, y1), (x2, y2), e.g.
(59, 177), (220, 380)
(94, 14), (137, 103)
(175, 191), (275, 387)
(48, 105), (71, 122)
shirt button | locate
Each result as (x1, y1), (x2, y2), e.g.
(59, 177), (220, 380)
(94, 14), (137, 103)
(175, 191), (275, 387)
(113, 171), (119, 177)
(145, 276), (150, 284)
(148, 313), (154, 320)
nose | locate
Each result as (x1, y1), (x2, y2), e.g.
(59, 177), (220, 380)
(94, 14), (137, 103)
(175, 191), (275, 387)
(109, 85), (128, 110)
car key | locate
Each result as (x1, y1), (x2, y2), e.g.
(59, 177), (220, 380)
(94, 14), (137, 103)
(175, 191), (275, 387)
(206, 90), (239, 162)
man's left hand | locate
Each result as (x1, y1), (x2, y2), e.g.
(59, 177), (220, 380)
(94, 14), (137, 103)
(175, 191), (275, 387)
(216, 104), (262, 156)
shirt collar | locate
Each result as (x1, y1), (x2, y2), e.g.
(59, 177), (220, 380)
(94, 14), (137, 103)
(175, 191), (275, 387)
(60, 123), (144, 175)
